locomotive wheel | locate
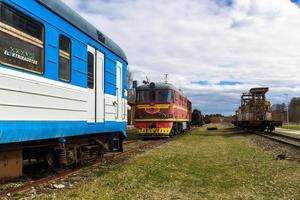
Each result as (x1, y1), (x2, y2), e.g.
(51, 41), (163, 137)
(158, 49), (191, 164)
(174, 124), (180, 135)
(169, 129), (174, 138)
(173, 128), (177, 136)
(178, 123), (183, 134)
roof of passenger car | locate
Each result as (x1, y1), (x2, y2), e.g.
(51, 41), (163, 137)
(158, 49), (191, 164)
(36, 0), (128, 63)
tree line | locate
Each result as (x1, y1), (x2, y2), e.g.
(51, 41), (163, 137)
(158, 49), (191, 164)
(272, 97), (300, 123)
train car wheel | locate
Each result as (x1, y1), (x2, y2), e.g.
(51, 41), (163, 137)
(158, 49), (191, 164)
(45, 153), (55, 174)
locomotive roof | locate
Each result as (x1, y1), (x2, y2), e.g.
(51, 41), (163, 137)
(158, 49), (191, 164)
(137, 82), (186, 96)
(249, 87), (269, 94)
(36, 0), (128, 63)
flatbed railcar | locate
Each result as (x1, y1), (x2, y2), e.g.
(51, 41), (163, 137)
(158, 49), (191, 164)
(133, 82), (192, 138)
(0, 0), (128, 180)
(233, 87), (282, 133)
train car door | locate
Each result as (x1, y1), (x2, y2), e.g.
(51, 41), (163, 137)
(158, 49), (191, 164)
(96, 51), (104, 123)
(116, 61), (123, 121)
(87, 46), (96, 123)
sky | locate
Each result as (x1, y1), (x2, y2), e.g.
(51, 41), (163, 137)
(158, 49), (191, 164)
(64, 0), (300, 115)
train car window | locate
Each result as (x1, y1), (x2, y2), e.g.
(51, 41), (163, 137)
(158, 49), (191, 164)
(87, 52), (94, 89)
(59, 35), (71, 82)
(158, 90), (174, 103)
(179, 96), (182, 106)
(0, 3), (44, 74)
(175, 93), (179, 104)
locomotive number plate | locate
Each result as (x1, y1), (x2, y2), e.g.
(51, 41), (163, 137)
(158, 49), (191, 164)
(141, 128), (159, 133)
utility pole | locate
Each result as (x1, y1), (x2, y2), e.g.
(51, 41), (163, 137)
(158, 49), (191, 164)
(284, 93), (289, 128)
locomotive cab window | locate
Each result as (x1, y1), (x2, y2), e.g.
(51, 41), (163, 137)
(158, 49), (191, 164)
(150, 91), (156, 102)
(0, 3), (44, 74)
(87, 52), (94, 89)
(158, 90), (174, 103)
(59, 35), (71, 82)
(136, 91), (149, 103)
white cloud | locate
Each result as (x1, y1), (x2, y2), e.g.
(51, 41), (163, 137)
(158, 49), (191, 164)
(64, 0), (300, 115)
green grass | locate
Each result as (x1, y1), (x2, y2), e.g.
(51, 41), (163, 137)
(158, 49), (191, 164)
(282, 125), (300, 131)
(275, 131), (300, 139)
(37, 128), (300, 200)
(277, 125), (300, 139)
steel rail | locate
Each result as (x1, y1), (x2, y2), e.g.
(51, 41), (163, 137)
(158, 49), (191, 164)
(256, 132), (300, 148)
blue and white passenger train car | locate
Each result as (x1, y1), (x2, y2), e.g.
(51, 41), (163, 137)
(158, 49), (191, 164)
(0, 0), (128, 179)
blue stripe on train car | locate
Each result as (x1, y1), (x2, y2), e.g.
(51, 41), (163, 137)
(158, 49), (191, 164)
(0, 121), (127, 144)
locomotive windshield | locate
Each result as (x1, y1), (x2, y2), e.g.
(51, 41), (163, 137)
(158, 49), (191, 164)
(136, 91), (149, 103)
(136, 90), (174, 103)
(158, 90), (174, 103)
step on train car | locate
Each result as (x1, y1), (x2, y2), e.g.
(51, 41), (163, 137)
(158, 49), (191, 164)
(0, 0), (128, 180)
(233, 88), (282, 133)
(133, 82), (192, 138)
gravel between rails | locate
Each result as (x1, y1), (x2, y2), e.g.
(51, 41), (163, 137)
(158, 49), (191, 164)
(247, 133), (300, 162)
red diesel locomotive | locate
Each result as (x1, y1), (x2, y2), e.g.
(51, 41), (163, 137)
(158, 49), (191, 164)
(134, 82), (192, 138)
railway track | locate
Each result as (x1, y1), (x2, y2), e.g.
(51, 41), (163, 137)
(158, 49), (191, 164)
(257, 132), (300, 148)
(0, 139), (166, 198)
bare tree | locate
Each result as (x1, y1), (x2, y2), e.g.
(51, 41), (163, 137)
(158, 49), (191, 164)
(289, 97), (300, 123)
(127, 68), (133, 89)
(127, 68), (135, 105)
(272, 103), (286, 122)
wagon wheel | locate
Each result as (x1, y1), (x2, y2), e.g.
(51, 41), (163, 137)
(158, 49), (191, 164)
(268, 126), (274, 134)
(45, 153), (55, 174)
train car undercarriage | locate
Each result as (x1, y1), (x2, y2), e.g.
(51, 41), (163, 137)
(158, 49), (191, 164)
(0, 133), (124, 182)
(234, 120), (282, 133)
